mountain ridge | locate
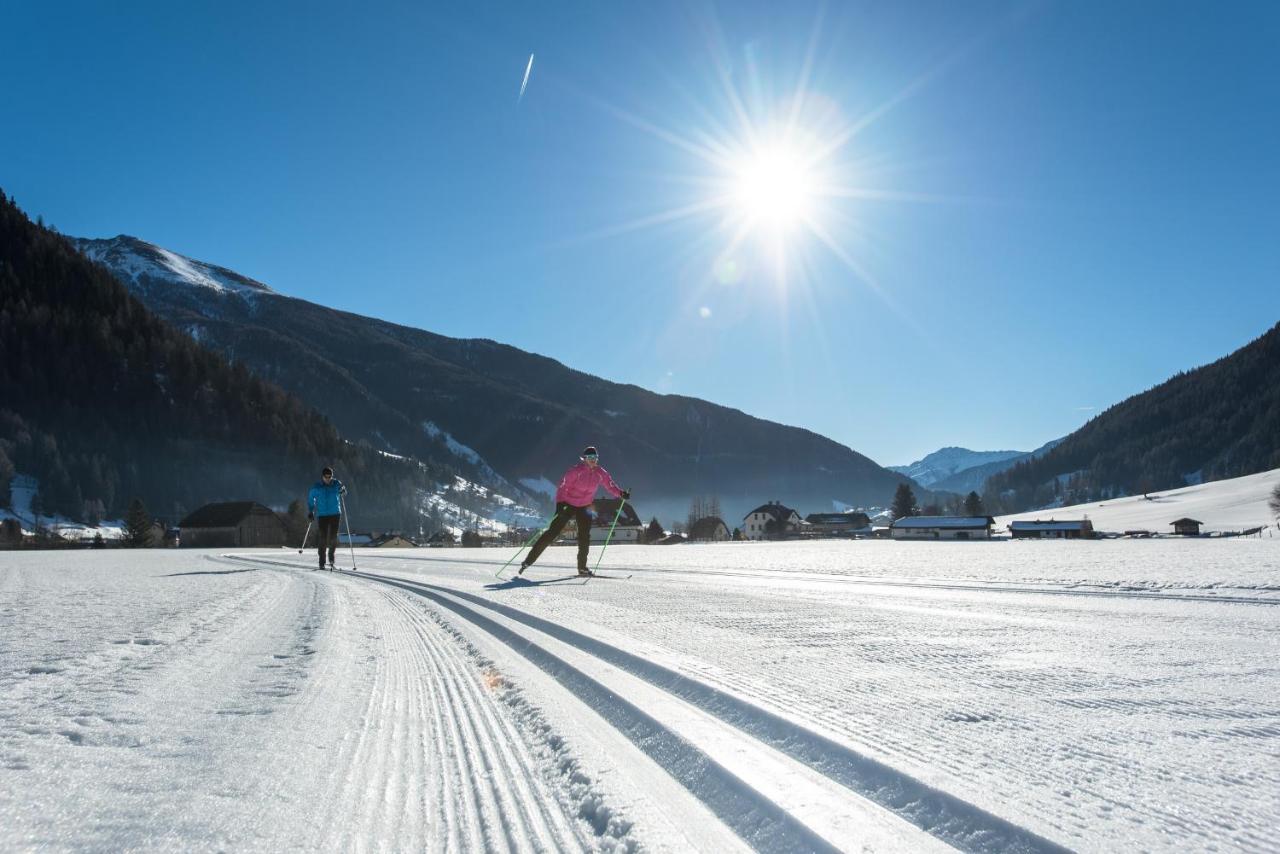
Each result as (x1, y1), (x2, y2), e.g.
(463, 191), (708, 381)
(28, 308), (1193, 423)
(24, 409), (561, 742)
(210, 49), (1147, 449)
(73, 234), (920, 524)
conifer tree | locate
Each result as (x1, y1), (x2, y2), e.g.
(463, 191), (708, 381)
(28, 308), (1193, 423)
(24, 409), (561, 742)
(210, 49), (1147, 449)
(964, 491), (985, 517)
(123, 498), (152, 547)
(890, 483), (917, 520)
(645, 517), (664, 543)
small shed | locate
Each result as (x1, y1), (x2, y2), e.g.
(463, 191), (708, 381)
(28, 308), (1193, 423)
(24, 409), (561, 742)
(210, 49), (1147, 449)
(1171, 518), (1203, 536)
(179, 502), (288, 548)
(1010, 519), (1095, 540)
(688, 516), (731, 542)
(890, 516), (994, 540)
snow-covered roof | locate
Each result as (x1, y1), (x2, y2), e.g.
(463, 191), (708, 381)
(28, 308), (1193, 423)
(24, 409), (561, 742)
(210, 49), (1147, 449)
(1010, 519), (1093, 531)
(805, 512), (871, 526)
(890, 516), (993, 529)
(744, 502), (798, 521)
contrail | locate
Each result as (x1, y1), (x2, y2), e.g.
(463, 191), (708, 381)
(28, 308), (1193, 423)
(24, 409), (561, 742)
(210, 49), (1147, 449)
(518, 53), (534, 102)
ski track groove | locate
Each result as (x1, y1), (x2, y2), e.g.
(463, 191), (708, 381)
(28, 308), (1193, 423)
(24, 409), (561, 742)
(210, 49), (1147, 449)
(277, 565), (584, 854)
(361, 568), (1071, 853)
(355, 551), (1280, 606)
(385, 591), (580, 850)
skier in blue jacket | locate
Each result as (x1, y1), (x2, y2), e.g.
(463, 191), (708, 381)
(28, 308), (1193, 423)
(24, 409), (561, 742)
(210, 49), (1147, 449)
(307, 466), (346, 570)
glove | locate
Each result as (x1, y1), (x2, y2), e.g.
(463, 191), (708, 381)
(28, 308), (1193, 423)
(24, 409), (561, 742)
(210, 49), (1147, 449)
(307, 512), (314, 521)
(620, 489), (631, 500)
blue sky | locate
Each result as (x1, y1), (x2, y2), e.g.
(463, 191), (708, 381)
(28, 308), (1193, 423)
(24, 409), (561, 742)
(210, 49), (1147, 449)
(4, 1), (1278, 466)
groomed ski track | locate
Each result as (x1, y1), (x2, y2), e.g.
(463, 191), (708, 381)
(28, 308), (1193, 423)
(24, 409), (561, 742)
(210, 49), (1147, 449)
(222, 552), (1062, 853)
(5, 542), (1278, 852)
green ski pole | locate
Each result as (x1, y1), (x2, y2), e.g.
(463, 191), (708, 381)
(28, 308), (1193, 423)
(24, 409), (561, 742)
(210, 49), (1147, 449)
(496, 510), (561, 578)
(593, 499), (627, 572)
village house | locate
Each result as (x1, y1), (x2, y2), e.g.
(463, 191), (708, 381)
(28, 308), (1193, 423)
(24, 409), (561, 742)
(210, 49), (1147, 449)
(889, 516), (995, 540)
(742, 501), (802, 540)
(803, 512), (872, 538)
(1171, 518), (1203, 536)
(370, 532), (417, 548)
(179, 502), (288, 548)
(1010, 519), (1095, 539)
(687, 516), (731, 542)
(558, 498), (645, 544)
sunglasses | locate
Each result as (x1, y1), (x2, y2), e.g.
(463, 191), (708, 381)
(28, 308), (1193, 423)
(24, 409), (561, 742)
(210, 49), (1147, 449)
(583, 454), (598, 461)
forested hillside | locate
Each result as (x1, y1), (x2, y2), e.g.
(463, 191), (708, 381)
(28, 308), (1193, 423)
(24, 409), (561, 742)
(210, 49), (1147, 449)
(984, 322), (1280, 513)
(0, 190), (439, 527)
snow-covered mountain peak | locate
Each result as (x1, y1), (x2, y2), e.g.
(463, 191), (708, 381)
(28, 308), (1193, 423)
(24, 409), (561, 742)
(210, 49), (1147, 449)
(75, 235), (273, 297)
(890, 446), (1028, 488)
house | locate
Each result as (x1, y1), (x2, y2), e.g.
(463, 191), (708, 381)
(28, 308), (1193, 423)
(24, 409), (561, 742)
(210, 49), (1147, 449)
(370, 532), (417, 548)
(803, 512), (872, 538)
(1010, 519), (1095, 539)
(688, 516), (731, 542)
(179, 502), (288, 548)
(425, 531), (456, 547)
(743, 501), (802, 540)
(559, 499), (645, 543)
(889, 516), (994, 540)
(1171, 518), (1203, 536)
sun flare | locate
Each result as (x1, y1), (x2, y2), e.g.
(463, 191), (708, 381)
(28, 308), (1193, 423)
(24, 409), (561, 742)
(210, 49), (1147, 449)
(730, 144), (817, 231)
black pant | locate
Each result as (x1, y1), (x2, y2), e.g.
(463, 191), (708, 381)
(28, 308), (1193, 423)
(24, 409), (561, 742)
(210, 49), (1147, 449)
(524, 503), (591, 570)
(317, 515), (340, 566)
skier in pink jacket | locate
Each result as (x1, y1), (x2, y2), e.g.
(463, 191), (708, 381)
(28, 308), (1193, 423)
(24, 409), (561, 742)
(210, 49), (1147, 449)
(520, 446), (630, 576)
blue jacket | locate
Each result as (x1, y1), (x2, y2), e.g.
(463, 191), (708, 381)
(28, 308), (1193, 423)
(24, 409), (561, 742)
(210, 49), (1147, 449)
(308, 479), (346, 517)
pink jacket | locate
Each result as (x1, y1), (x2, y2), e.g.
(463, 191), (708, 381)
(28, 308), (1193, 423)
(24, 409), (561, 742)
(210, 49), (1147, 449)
(555, 461), (623, 507)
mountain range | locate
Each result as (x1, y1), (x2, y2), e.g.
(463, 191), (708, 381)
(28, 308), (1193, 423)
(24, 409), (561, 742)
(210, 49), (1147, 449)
(73, 235), (920, 525)
(891, 440), (1065, 496)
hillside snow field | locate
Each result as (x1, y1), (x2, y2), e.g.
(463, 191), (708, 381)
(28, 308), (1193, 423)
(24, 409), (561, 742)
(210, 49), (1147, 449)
(3, 540), (1278, 852)
(997, 466), (1280, 535)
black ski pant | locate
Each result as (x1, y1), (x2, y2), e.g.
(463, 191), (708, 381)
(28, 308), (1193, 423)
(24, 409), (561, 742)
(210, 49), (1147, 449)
(316, 514), (340, 566)
(524, 503), (591, 570)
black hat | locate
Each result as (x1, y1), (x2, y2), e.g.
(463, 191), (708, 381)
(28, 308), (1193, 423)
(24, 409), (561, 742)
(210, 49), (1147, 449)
(581, 446), (598, 458)
(322, 466), (334, 476)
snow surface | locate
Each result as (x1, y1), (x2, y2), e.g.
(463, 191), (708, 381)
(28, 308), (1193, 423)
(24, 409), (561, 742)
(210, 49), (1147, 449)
(3, 539), (1278, 851)
(998, 467), (1280, 534)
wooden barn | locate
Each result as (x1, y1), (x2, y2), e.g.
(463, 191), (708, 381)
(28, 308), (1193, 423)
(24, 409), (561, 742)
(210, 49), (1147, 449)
(688, 516), (731, 542)
(804, 512), (873, 538)
(1010, 519), (1096, 539)
(179, 502), (288, 548)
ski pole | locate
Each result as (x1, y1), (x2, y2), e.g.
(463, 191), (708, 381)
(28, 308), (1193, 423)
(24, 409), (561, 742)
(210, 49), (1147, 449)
(340, 492), (357, 571)
(594, 499), (627, 571)
(496, 510), (562, 578)
(297, 518), (313, 554)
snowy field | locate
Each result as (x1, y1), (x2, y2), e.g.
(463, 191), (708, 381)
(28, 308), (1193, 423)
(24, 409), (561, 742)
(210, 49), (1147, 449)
(2, 540), (1279, 852)
(997, 467), (1280, 535)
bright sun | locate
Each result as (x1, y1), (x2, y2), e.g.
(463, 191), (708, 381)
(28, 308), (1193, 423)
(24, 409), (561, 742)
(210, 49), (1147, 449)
(730, 144), (816, 230)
